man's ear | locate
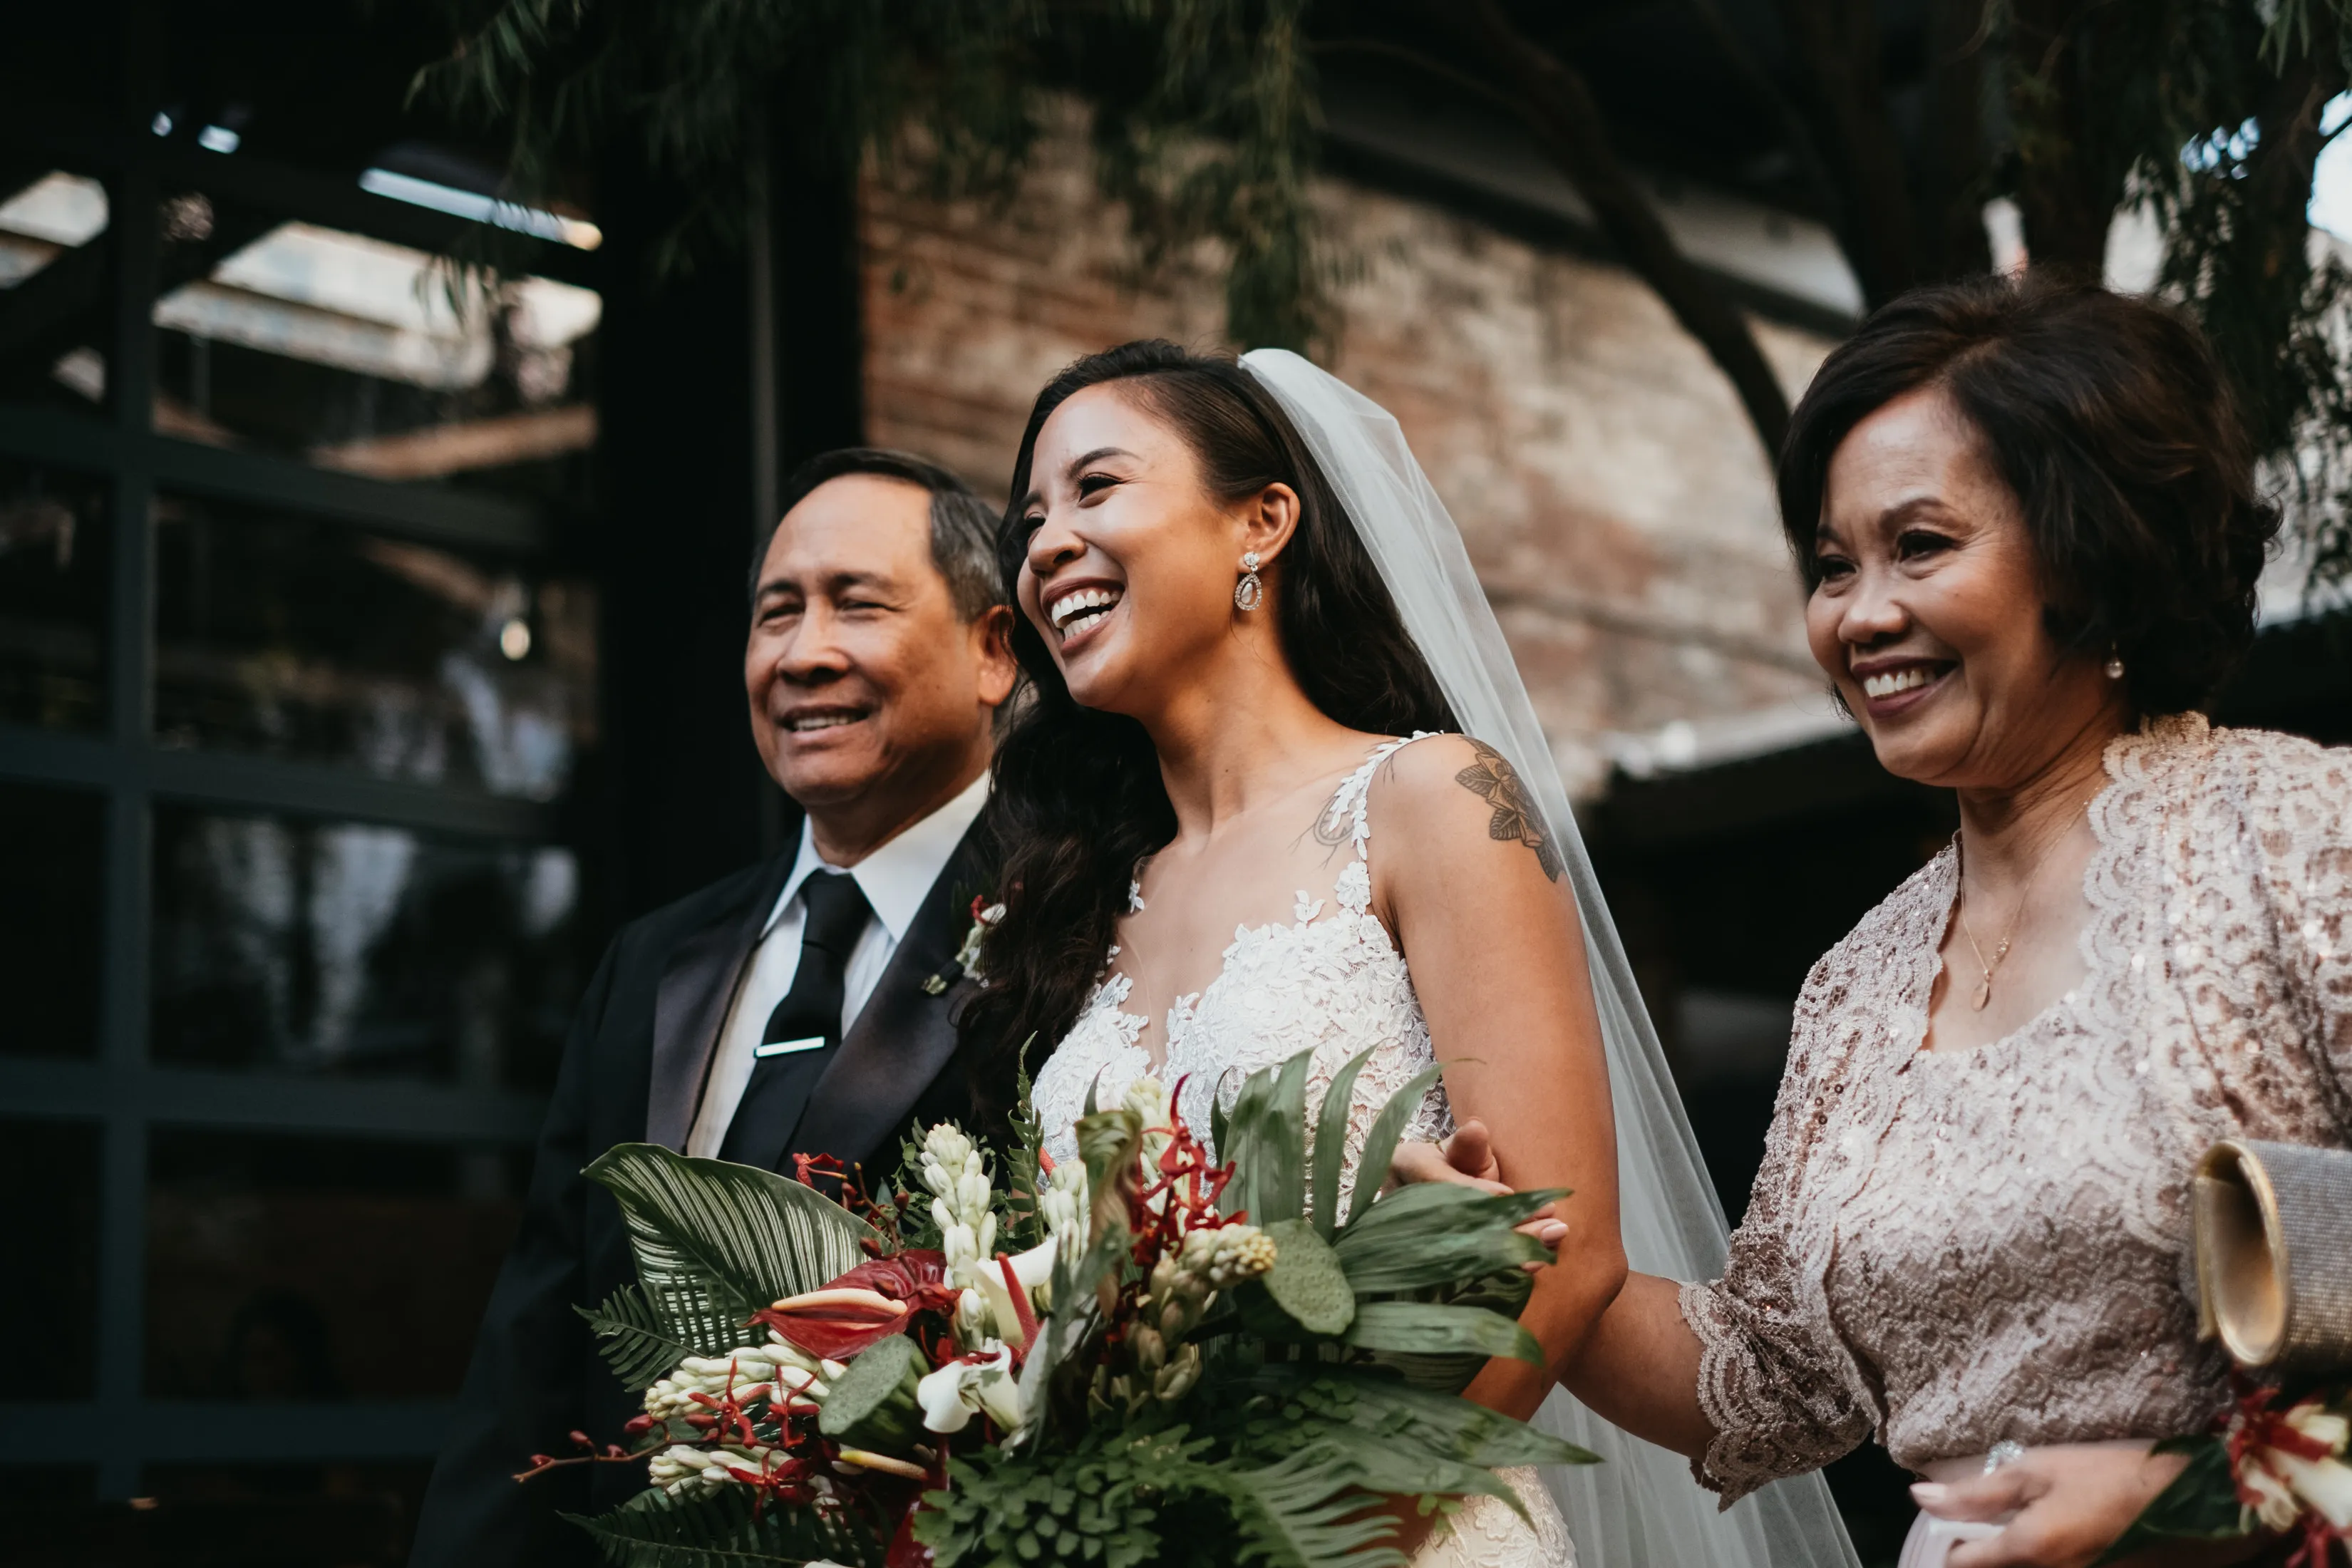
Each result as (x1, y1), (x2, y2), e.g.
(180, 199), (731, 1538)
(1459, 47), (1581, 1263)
(973, 604), (1019, 708)
(1239, 481), (1302, 568)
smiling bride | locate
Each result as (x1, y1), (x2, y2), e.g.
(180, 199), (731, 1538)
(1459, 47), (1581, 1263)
(957, 341), (1860, 1568)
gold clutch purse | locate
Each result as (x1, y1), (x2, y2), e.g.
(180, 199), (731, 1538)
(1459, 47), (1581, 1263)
(2193, 1138), (2352, 1371)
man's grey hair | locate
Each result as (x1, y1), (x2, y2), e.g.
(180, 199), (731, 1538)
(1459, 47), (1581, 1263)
(751, 447), (1005, 621)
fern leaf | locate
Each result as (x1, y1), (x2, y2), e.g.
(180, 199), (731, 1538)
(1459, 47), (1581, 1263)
(576, 1284), (699, 1391)
(1333, 1183), (1564, 1294)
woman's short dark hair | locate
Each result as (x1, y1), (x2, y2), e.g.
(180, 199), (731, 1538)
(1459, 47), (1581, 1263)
(1778, 275), (2279, 716)
(960, 341), (1455, 1115)
(753, 447), (1003, 621)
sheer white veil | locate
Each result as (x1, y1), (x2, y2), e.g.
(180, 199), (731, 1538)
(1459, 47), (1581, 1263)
(1239, 349), (1860, 1568)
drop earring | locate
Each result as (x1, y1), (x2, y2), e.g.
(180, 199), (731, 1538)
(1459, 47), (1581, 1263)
(2104, 646), (2126, 681)
(1234, 551), (1263, 612)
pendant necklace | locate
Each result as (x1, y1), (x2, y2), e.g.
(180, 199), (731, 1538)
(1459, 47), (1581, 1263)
(1955, 798), (2092, 1012)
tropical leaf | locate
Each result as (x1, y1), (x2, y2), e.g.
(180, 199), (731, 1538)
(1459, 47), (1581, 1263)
(1222, 1048), (1313, 1225)
(1247, 1366), (1599, 1470)
(1339, 1301), (1542, 1366)
(1345, 1061), (1445, 1207)
(1334, 1184), (1563, 1294)
(1311, 1046), (1378, 1238)
(577, 1284), (701, 1391)
(563, 1482), (879, 1568)
(1181, 1444), (1408, 1568)
(584, 1143), (880, 1358)
(1257, 1218), (1355, 1335)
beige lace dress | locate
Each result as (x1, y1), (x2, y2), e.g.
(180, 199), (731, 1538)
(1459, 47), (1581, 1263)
(1680, 715), (2352, 1502)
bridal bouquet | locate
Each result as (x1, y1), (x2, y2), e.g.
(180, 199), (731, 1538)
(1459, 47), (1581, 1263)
(536, 1046), (1594, 1567)
(2098, 1381), (2352, 1567)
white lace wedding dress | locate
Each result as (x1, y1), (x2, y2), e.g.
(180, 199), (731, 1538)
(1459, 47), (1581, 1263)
(1032, 735), (1578, 1568)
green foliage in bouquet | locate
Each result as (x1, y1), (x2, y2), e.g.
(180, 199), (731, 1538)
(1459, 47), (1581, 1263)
(547, 1043), (1596, 1568)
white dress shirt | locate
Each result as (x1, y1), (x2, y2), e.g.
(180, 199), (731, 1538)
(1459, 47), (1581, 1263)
(686, 772), (990, 1158)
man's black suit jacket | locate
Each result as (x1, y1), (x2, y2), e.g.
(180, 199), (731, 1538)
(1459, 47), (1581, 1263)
(409, 820), (1002, 1567)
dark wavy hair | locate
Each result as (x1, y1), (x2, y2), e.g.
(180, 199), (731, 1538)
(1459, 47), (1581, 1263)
(1778, 274), (2279, 716)
(961, 341), (1455, 1110)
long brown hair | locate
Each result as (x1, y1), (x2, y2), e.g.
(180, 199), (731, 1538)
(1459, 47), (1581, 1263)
(963, 341), (1455, 1113)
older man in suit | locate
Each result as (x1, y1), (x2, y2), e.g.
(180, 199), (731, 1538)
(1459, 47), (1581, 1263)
(411, 448), (1018, 1566)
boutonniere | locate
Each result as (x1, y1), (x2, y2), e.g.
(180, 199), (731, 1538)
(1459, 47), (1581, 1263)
(926, 894), (1006, 995)
(954, 894), (1006, 981)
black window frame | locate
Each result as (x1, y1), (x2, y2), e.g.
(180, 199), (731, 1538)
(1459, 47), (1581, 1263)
(0, 128), (594, 1496)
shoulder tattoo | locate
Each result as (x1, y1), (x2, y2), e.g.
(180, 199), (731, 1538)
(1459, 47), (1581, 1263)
(1453, 739), (1564, 882)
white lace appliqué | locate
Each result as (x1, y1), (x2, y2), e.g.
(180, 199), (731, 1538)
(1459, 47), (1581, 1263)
(1034, 733), (1455, 1221)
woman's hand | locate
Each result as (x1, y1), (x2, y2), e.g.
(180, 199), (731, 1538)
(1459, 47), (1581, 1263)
(1921, 1443), (2261, 1567)
(1386, 1119), (1570, 1267)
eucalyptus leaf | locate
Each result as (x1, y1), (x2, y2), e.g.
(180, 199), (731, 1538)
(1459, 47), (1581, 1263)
(818, 1332), (925, 1453)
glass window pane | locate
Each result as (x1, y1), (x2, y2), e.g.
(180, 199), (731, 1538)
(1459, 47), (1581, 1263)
(146, 1130), (525, 1401)
(146, 202), (601, 509)
(150, 805), (582, 1088)
(153, 492), (596, 800)
(136, 1463), (423, 1567)
(0, 781), (104, 1058)
(0, 167), (114, 410)
(0, 1119), (100, 1401)
(0, 456), (108, 731)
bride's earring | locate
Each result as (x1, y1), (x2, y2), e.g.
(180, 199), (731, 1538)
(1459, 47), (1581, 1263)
(2104, 645), (2126, 680)
(1234, 551), (1264, 612)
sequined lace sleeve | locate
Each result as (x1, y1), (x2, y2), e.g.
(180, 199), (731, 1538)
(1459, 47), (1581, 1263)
(1678, 952), (1877, 1504)
(2231, 731), (2352, 1107)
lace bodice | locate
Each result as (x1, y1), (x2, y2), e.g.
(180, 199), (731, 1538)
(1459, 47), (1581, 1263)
(1033, 735), (1456, 1219)
(1681, 716), (2352, 1501)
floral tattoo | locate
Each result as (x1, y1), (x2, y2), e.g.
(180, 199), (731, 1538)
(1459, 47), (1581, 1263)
(1455, 740), (1563, 882)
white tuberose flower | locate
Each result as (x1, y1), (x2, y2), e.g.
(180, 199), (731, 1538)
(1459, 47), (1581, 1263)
(916, 1344), (1021, 1435)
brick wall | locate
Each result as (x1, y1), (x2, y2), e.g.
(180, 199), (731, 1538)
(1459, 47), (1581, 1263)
(862, 117), (1835, 797)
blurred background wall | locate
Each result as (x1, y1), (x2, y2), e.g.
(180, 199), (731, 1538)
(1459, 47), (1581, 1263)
(1, 4), (2348, 1567)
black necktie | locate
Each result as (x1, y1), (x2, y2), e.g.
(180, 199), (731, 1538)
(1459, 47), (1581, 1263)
(716, 870), (873, 1170)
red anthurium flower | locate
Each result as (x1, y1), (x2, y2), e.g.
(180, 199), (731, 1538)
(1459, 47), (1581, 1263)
(751, 1250), (960, 1360)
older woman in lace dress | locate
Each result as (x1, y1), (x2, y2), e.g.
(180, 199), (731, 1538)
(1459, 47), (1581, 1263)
(1546, 278), (2352, 1568)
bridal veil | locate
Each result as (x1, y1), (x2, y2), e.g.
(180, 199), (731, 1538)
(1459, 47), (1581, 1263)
(1240, 348), (1861, 1568)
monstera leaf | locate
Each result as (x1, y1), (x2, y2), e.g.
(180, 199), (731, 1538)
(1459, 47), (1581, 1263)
(584, 1143), (880, 1357)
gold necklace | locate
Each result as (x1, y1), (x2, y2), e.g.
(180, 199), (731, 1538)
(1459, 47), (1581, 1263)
(1955, 800), (2092, 1012)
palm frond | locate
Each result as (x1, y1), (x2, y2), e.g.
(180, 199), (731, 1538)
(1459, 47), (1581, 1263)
(1247, 1366), (1599, 1470)
(1333, 1184), (1562, 1294)
(1343, 1062), (1444, 1205)
(1222, 1048), (1312, 1224)
(1339, 1301), (1542, 1367)
(584, 1143), (879, 1355)
(577, 1283), (702, 1391)
(1310, 1046), (1377, 1237)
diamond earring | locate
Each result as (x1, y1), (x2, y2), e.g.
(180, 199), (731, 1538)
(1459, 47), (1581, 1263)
(2104, 646), (2126, 680)
(1234, 551), (1263, 612)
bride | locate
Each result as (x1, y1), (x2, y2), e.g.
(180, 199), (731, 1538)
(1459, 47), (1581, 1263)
(962, 341), (1859, 1568)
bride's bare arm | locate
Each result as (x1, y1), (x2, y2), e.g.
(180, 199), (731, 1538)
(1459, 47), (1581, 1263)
(1371, 736), (1628, 1423)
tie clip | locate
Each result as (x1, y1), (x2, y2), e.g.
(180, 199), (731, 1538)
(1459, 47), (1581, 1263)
(754, 1036), (827, 1058)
